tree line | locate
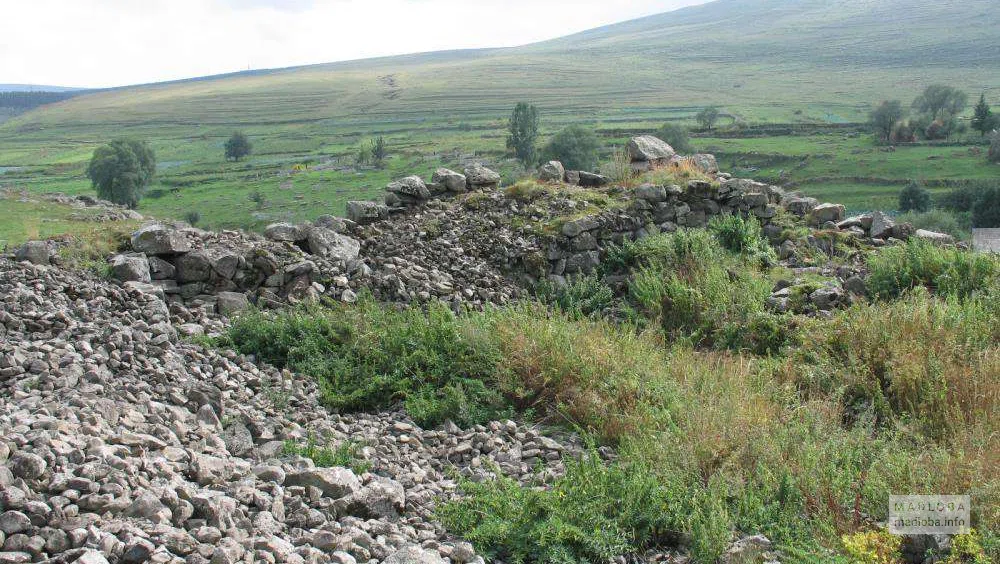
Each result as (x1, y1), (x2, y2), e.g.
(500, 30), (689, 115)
(0, 91), (79, 110)
(870, 85), (998, 143)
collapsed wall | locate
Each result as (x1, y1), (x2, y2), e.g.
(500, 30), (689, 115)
(7, 136), (954, 318)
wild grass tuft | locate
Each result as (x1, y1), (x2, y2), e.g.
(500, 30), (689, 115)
(866, 238), (998, 300)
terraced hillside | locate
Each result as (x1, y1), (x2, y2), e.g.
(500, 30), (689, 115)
(0, 0), (998, 237)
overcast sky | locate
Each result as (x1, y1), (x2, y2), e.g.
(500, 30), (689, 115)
(0, 0), (710, 89)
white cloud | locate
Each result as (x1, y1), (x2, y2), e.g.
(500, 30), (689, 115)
(0, 0), (709, 88)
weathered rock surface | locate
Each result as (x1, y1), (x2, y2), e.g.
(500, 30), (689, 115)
(627, 135), (675, 163)
(538, 161), (565, 182)
(463, 164), (500, 189)
(431, 169), (467, 193)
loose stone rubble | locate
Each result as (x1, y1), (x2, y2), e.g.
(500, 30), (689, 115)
(0, 259), (580, 564)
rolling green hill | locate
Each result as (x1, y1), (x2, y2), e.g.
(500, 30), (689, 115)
(1, 0), (998, 237)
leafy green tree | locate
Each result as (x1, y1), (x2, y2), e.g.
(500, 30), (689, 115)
(656, 123), (694, 153)
(86, 139), (156, 209)
(540, 125), (600, 170)
(912, 85), (968, 121)
(695, 106), (721, 131)
(971, 93), (994, 137)
(507, 103), (539, 167)
(898, 181), (931, 213)
(372, 136), (387, 165)
(870, 100), (905, 142)
(224, 131), (252, 161)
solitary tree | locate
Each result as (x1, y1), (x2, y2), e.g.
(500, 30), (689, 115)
(972, 93), (994, 137)
(507, 103), (539, 167)
(898, 181), (931, 213)
(656, 123), (694, 153)
(912, 85), (968, 121)
(540, 125), (600, 171)
(870, 100), (905, 142)
(224, 131), (252, 161)
(86, 139), (156, 209)
(696, 106), (721, 131)
(374, 136), (387, 163)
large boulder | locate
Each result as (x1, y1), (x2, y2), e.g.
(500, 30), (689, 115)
(783, 196), (820, 217)
(110, 253), (151, 283)
(216, 292), (251, 317)
(386, 176), (431, 202)
(307, 227), (361, 261)
(870, 211), (896, 239)
(690, 153), (720, 174)
(914, 229), (954, 245)
(463, 163), (501, 189)
(810, 203), (846, 225)
(538, 161), (565, 182)
(175, 251), (214, 283)
(131, 224), (190, 255)
(577, 171), (609, 187)
(14, 240), (52, 265)
(383, 547), (446, 564)
(431, 168), (468, 193)
(314, 215), (348, 232)
(264, 223), (307, 243)
(336, 476), (406, 519)
(627, 135), (675, 163)
(346, 201), (389, 225)
(285, 468), (361, 499)
(635, 183), (668, 203)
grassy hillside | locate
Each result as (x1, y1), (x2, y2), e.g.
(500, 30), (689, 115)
(0, 0), (997, 239)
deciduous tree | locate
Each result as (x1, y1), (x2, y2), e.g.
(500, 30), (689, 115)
(507, 103), (539, 167)
(86, 139), (156, 209)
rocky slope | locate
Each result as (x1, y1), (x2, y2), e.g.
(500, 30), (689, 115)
(2, 137), (964, 564)
(0, 259), (579, 564)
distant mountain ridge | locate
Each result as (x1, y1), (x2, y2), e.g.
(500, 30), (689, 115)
(0, 84), (83, 93)
(3, 0), (999, 134)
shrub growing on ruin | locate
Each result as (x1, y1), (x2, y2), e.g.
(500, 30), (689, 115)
(86, 138), (156, 209)
(866, 238), (998, 300)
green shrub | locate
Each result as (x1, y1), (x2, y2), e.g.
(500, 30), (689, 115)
(895, 209), (970, 240)
(604, 229), (722, 274)
(708, 214), (777, 267)
(438, 453), (683, 564)
(898, 180), (931, 213)
(222, 300), (511, 428)
(866, 238), (998, 300)
(656, 123), (694, 154)
(841, 530), (902, 564)
(282, 438), (371, 474)
(535, 274), (614, 319)
(798, 287), (999, 440)
(540, 125), (600, 171)
(183, 211), (201, 226)
(972, 184), (1000, 228)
